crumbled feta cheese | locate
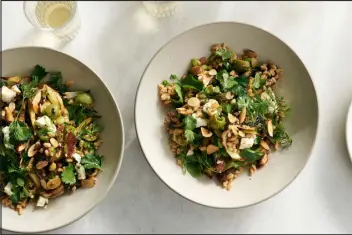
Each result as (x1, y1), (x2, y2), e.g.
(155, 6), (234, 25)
(72, 153), (82, 164)
(35, 116), (57, 133)
(186, 150), (194, 156)
(2, 126), (13, 149)
(1, 86), (16, 103)
(203, 99), (220, 116)
(11, 85), (21, 94)
(36, 196), (49, 208)
(75, 164), (86, 180)
(239, 137), (255, 149)
(4, 182), (13, 196)
(191, 113), (208, 128)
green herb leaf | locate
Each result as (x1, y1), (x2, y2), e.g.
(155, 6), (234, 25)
(221, 103), (234, 114)
(183, 115), (196, 130)
(31, 65), (47, 82)
(47, 72), (68, 93)
(9, 121), (32, 142)
(174, 83), (183, 103)
(17, 178), (25, 187)
(80, 154), (102, 169)
(186, 162), (203, 178)
(184, 130), (195, 143)
(253, 72), (262, 89)
(181, 74), (204, 91)
(237, 96), (251, 110)
(240, 149), (263, 162)
(66, 103), (99, 125)
(61, 164), (76, 185)
(170, 74), (178, 80)
(162, 80), (170, 86)
(215, 48), (233, 61)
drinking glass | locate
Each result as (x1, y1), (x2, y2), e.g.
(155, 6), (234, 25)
(23, 1), (81, 42)
(142, 1), (181, 18)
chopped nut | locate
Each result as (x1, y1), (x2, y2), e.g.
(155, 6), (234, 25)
(49, 162), (56, 171)
(8, 102), (16, 113)
(36, 161), (48, 170)
(43, 143), (51, 148)
(50, 138), (59, 148)
(249, 164), (257, 176)
(16, 144), (25, 153)
(29, 173), (40, 188)
(191, 66), (203, 76)
(244, 49), (257, 58)
(208, 69), (217, 76)
(225, 92), (234, 100)
(206, 145), (219, 154)
(32, 90), (42, 114)
(46, 177), (61, 190)
(4, 107), (14, 122)
(267, 120), (274, 137)
(259, 154), (268, 166)
(176, 107), (193, 115)
(201, 127), (213, 138)
(239, 107), (246, 124)
(260, 140), (270, 150)
(44, 149), (50, 157)
(28, 141), (40, 157)
(81, 178), (96, 188)
(65, 80), (74, 87)
(40, 179), (47, 190)
(187, 97), (200, 108)
(228, 113), (238, 124)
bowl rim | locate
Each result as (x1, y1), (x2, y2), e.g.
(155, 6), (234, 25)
(1, 46), (125, 233)
(134, 21), (320, 209)
(346, 101), (352, 162)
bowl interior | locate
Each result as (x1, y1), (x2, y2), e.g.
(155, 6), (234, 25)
(135, 22), (318, 208)
(347, 101), (352, 161)
(1, 47), (124, 233)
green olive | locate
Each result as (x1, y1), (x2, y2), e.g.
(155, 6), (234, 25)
(83, 134), (98, 142)
(44, 103), (60, 118)
(75, 93), (93, 106)
(39, 135), (49, 141)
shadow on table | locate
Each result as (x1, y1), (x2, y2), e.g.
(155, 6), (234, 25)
(15, 28), (69, 51)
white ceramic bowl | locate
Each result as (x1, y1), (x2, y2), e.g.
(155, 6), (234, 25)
(135, 22), (318, 208)
(1, 47), (124, 233)
(347, 101), (352, 161)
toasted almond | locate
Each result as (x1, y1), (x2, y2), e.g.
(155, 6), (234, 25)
(44, 149), (50, 157)
(206, 145), (219, 154)
(46, 177), (61, 190)
(259, 154), (268, 166)
(249, 164), (256, 176)
(40, 179), (47, 190)
(4, 107), (14, 122)
(267, 120), (274, 137)
(199, 146), (207, 152)
(275, 141), (280, 150)
(208, 69), (217, 76)
(16, 144), (26, 153)
(225, 92), (234, 100)
(228, 113), (238, 124)
(29, 173), (40, 188)
(36, 161), (48, 170)
(49, 162), (57, 171)
(260, 140), (270, 150)
(187, 97), (200, 108)
(201, 127), (213, 138)
(238, 131), (245, 137)
(8, 102), (16, 113)
(28, 141), (40, 157)
(81, 178), (96, 188)
(65, 80), (75, 87)
(50, 138), (59, 148)
(32, 90), (42, 114)
(239, 107), (246, 124)
(7, 76), (21, 83)
(43, 143), (51, 148)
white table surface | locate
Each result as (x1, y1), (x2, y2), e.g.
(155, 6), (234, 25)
(2, 1), (352, 234)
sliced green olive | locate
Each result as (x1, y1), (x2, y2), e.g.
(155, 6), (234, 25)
(44, 103), (60, 118)
(83, 134), (98, 142)
(75, 93), (93, 106)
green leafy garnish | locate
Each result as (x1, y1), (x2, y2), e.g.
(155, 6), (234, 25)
(221, 103), (234, 114)
(67, 103), (99, 125)
(61, 164), (76, 185)
(80, 154), (102, 169)
(183, 115), (196, 130)
(174, 83), (183, 103)
(181, 74), (204, 91)
(46, 72), (68, 93)
(162, 80), (170, 86)
(184, 130), (195, 143)
(9, 121), (32, 142)
(240, 149), (263, 162)
(253, 72), (261, 89)
(214, 48), (232, 60)
(177, 151), (214, 178)
(31, 65), (48, 82)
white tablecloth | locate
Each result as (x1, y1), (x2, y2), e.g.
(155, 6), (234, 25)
(2, 1), (352, 234)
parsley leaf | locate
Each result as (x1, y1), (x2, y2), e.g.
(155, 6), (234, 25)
(174, 83), (183, 103)
(31, 65), (47, 82)
(170, 74), (178, 80)
(9, 121), (32, 142)
(183, 115), (196, 130)
(162, 80), (170, 86)
(21, 83), (37, 99)
(61, 164), (76, 185)
(237, 96), (251, 110)
(181, 74), (204, 91)
(240, 149), (263, 162)
(215, 48), (233, 61)
(221, 103), (234, 114)
(66, 103), (99, 125)
(253, 72), (262, 89)
(47, 72), (68, 93)
(81, 154), (102, 169)
(184, 130), (195, 143)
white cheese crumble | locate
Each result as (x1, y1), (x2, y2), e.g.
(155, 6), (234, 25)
(4, 182), (13, 197)
(239, 137), (255, 149)
(36, 196), (49, 208)
(75, 164), (86, 180)
(35, 116), (57, 133)
(1, 86), (16, 103)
